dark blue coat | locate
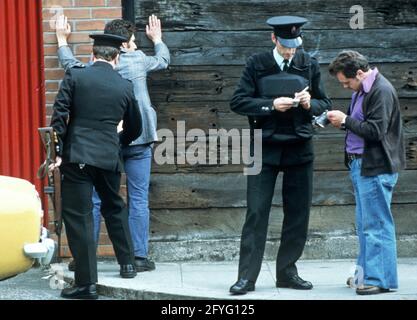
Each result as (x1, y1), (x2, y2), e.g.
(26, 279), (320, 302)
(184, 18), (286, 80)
(230, 49), (331, 165)
(51, 61), (142, 172)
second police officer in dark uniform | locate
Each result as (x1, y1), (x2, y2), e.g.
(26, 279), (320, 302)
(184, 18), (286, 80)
(230, 16), (331, 294)
(50, 33), (142, 299)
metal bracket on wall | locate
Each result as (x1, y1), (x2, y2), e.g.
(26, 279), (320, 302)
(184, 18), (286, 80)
(122, 0), (135, 23)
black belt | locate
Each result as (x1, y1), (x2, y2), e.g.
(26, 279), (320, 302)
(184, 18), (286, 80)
(71, 118), (116, 130)
(347, 153), (362, 162)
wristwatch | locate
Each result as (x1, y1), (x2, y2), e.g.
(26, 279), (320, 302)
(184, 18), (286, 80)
(340, 117), (346, 130)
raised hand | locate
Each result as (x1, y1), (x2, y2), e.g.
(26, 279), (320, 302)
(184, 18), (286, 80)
(146, 14), (162, 43)
(56, 15), (71, 47)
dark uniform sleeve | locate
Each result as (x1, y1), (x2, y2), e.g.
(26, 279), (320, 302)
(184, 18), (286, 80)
(50, 69), (74, 156)
(309, 57), (332, 116)
(230, 57), (276, 117)
(119, 84), (142, 146)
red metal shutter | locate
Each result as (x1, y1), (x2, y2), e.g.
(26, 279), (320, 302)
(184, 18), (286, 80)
(0, 0), (47, 223)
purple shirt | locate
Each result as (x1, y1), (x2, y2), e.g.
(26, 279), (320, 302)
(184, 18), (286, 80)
(346, 68), (379, 154)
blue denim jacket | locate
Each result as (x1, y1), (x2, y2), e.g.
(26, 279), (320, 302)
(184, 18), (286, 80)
(57, 42), (170, 145)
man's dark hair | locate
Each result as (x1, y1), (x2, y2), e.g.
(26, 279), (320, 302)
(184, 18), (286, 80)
(93, 45), (120, 62)
(104, 19), (136, 42)
(328, 50), (370, 78)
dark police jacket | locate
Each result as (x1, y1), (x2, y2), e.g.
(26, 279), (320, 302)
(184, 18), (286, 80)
(230, 49), (331, 165)
(51, 61), (142, 172)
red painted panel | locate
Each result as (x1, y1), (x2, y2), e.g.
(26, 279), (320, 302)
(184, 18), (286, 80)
(0, 0), (47, 223)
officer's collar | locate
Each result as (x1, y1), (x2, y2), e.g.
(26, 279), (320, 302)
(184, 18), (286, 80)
(268, 48), (310, 70)
(290, 49), (310, 69)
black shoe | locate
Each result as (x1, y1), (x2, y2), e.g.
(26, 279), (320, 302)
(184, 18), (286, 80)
(134, 257), (156, 272)
(276, 275), (313, 290)
(61, 284), (98, 300)
(229, 278), (255, 295)
(356, 285), (390, 295)
(120, 264), (137, 278)
(68, 259), (76, 272)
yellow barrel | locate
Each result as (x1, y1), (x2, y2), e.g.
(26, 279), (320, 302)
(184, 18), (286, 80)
(0, 176), (43, 280)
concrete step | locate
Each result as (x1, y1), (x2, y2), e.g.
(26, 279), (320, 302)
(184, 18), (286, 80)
(146, 204), (417, 261)
(147, 235), (417, 262)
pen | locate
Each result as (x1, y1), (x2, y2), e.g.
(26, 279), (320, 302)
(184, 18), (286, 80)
(292, 86), (309, 107)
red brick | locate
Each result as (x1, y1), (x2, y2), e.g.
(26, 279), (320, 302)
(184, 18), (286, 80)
(45, 81), (60, 91)
(92, 8), (121, 19)
(75, 20), (106, 31)
(74, 44), (93, 55)
(74, 0), (106, 7)
(42, 21), (55, 33)
(46, 92), (58, 104)
(107, 0), (122, 6)
(59, 234), (69, 246)
(79, 56), (92, 63)
(67, 32), (92, 44)
(44, 45), (58, 55)
(44, 8), (91, 20)
(43, 33), (57, 45)
(60, 245), (72, 258)
(98, 232), (113, 245)
(45, 68), (65, 80)
(45, 57), (59, 68)
(46, 106), (54, 117)
(43, 0), (73, 7)
(97, 245), (115, 256)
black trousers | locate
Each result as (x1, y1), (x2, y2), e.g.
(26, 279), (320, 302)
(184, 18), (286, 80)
(61, 163), (134, 286)
(238, 161), (313, 283)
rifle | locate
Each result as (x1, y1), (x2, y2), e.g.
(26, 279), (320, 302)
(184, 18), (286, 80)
(37, 127), (62, 262)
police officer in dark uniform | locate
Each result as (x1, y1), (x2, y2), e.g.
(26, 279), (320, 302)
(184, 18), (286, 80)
(50, 33), (142, 299)
(229, 16), (331, 295)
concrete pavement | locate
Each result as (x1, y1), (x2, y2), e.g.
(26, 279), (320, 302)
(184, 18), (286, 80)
(60, 258), (417, 300)
(2, 258), (416, 300)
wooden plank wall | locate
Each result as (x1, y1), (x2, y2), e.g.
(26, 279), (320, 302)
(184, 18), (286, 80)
(131, 0), (417, 246)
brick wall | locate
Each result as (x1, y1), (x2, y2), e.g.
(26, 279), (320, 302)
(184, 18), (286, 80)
(42, 0), (123, 258)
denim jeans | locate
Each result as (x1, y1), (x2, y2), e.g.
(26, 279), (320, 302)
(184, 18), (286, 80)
(349, 159), (398, 289)
(122, 144), (152, 258)
(91, 145), (152, 258)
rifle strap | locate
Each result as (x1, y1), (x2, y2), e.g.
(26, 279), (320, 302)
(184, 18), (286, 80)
(37, 132), (53, 179)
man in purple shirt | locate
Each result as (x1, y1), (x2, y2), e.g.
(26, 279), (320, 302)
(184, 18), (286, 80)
(327, 51), (405, 295)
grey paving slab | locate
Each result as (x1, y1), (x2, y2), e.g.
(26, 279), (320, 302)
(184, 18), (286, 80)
(0, 267), (63, 300)
(180, 262), (279, 300)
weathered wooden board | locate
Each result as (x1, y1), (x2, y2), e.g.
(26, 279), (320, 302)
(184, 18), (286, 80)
(144, 170), (417, 209)
(134, 0), (417, 31)
(149, 132), (417, 173)
(148, 64), (417, 103)
(149, 204), (417, 241)
(129, 0), (417, 229)
(138, 29), (417, 65)
(154, 99), (417, 133)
